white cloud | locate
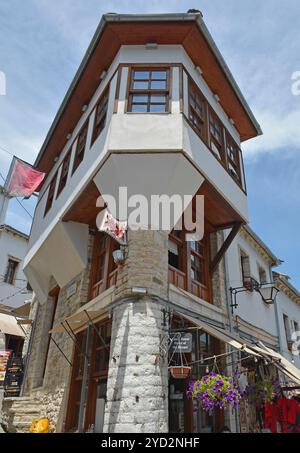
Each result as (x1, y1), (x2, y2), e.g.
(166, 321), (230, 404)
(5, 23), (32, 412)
(243, 107), (300, 158)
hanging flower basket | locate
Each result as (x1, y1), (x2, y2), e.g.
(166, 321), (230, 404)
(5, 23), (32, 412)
(169, 366), (191, 379)
(244, 380), (281, 405)
(187, 372), (242, 412)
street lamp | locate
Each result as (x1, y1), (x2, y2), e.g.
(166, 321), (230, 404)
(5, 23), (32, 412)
(256, 283), (279, 305)
(230, 278), (279, 313)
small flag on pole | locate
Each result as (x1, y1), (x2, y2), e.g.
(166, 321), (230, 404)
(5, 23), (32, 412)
(4, 157), (45, 198)
(97, 208), (127, 245)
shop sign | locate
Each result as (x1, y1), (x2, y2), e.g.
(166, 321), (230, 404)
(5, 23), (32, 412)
(170, 333), (192, 353)
(0, 350), (11, 381)
(66, 282), (77, 299)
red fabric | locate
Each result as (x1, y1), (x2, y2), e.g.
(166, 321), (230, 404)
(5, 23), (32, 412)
(264, 402), (278, 433)
(277, 397), (300, 432)
(5, 158), (45, 197)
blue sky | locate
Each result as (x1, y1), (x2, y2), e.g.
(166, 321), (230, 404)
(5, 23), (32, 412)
(0, 1), (300, 286)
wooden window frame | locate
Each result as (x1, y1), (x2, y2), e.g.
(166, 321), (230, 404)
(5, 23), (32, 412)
(168, 229), (211, 303)
(65, 330), (87, 431)
(91, 88), (109, 146)
(185, 72), (246, 194)
(89, 233), (118, 300)
(188, 79), (208, 143)
(225, 130), (242, 186)
(65, 318), (111, 432)
(127, 67), (171, 113)
(72, 121), (89, 175)
(44, 172), (58, 216)
(56, 150), (71, 198)
(208, 106), (226, 163)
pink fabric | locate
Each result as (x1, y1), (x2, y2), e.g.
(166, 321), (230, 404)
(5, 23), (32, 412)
(5, 158), (45, 197)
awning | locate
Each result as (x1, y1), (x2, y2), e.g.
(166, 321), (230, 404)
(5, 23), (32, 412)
(0, 312), (25, 337)
(179, 313), (261, 357)
(13, 302), (31, 317)
(255, 341), (300, 385)
(50, 308), (107, 334)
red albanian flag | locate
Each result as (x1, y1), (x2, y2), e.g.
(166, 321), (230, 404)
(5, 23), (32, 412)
(5, 157), (45, 197)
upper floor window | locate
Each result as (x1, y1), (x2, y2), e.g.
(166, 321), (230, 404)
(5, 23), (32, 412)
(283, 314), (292, 349)
(91, 88), (109, 145)
(188, 81), (207, 141)
(240, 251), (251, 287)
(208, 108), (224, 161)
(56, 150), (71, 198)
(4, 258), (19, 284)
(226, 132), (241, 183)
(44, 172), (58, 216)
(190, 240), (207, 286)
(127, 68), (169, 113)
(89, 233), (118, 300)
(293, 320), (299, 333)
(258, 266), (267, 285)
(168, 230), (210, 302)
(72, 121), (88, 175)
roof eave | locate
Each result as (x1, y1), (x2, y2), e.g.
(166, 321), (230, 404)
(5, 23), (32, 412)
(34, 12), (262, 169)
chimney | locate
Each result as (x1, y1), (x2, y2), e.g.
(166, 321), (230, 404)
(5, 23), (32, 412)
(0, 186), (10, 225)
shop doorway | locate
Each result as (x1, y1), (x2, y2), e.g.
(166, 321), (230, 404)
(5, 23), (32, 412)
(65, 318), (111, 432)
(168, 317), (224, 433)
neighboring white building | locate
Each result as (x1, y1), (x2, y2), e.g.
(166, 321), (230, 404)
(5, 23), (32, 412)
(0, 186), (32, 310)
(273, 272), (300, 370)
(225, 225), (281, 350)
(225, 224), (300, 371)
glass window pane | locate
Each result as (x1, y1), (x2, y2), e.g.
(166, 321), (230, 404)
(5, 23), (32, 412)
(150, 80), (167, 89)
(190, 241), (204, 255)
(133, 81), (148, 89)
(131, 104), (148, 112)
(132, 94), (148, 103)
(150, 95), (166, 103)
(134, 71), (150, 80)
(151, 71), (167, 80)
(149, 104), (166, 113)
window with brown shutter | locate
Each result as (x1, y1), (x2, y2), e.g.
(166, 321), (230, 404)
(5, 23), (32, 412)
(168, 229), (211, 303)
(56, 150), (71, 198)
(225, 132), (241, 183)
(4, 258), (19, 284)
(127, 68), (170, 113)
(188, 80), (207, 141)
(208, 108), (225, 162)
(44, 172), (58, 216)
(72, 122), (88, 175)
(91, 89), (109, 145)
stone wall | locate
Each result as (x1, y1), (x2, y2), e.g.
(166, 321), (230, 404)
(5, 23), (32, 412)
(210, 231), (228, 310)
(14, 233), (95, 432)
(104, 299), (169, 433)
(115, 230), (169, 300)
(104, 230), (169, 432)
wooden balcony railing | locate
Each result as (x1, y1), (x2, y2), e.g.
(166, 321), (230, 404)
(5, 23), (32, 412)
(169, 266), (210, 303)
(90, 269), (118, 300)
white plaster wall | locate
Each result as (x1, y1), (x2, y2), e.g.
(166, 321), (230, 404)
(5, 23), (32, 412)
(225, 232), (278, 338)
(276, 290), (300, 369)
(28, 45), (248, 262)
(0, 229), (31, 308)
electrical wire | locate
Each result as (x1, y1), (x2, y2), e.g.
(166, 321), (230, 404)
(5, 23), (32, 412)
(0, 144), (15, 158)
(0, 287), (29, 304)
